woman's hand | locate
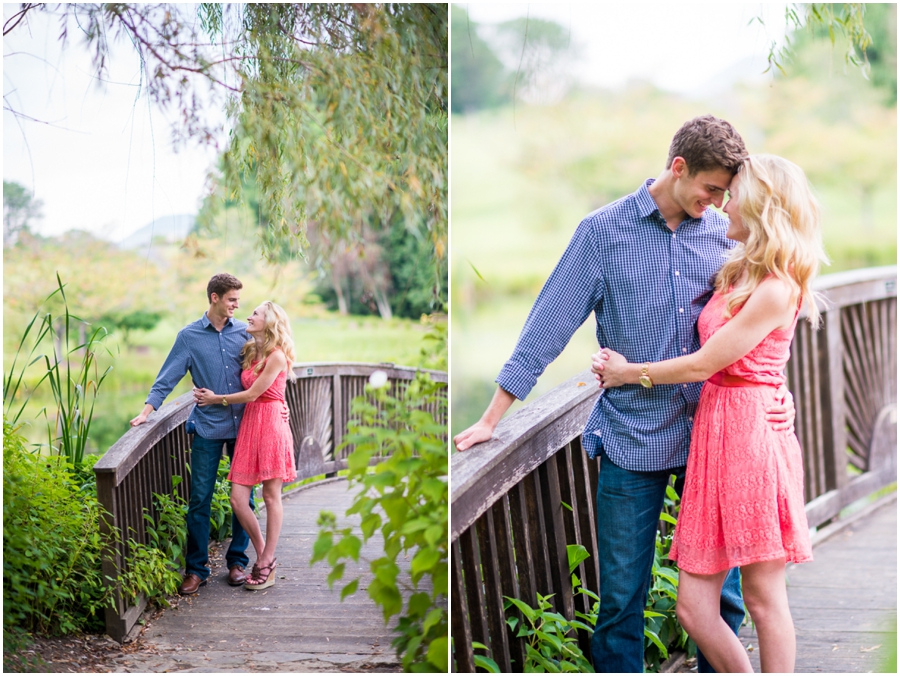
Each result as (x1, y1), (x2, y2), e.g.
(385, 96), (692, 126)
(193, 388), (221, 407)
(591, 348), (631, 388)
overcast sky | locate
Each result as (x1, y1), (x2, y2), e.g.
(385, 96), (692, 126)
(3, 7), (221, 241)
(461, 3), (790, 93)
(4, 4), (789, 241)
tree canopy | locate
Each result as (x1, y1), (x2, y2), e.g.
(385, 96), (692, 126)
(5, 4), (447, 266)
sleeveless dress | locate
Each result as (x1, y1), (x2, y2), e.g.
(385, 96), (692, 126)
(228, 354), (297, 486)
(668, 291), (813, 574)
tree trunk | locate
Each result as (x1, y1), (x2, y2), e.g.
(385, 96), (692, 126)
(374, 288), (393, 321)
(331, 268), (349, 315)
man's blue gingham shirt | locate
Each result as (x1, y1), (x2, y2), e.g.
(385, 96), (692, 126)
(146, 314), (249, 440)
(496, 179), (736, 472)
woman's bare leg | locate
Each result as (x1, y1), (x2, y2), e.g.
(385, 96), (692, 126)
(741, 558), (795, 673)
(230, 483), (264, 561)
(677, 568), (753, 673)
(258, 478), (283, 567)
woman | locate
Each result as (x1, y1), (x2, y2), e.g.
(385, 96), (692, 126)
(592, 155), (827, 673)
(195, 300), (297, 590)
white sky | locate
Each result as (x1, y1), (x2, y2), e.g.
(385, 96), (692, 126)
(4, 4), (790, 240)
(3, 7), (222, 241)
(460, 3), (790, 93)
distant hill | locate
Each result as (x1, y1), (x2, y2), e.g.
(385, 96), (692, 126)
(117, 214), (196, 250)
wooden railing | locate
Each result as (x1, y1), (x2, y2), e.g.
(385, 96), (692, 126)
(450, 266), (897, 673)
(94, 362), (447, 642)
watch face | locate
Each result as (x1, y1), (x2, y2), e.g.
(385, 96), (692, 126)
(639, 376), (652, 388)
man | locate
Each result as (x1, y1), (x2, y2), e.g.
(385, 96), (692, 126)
(454, 116), (794, 672)
(131, 272), (254, 594)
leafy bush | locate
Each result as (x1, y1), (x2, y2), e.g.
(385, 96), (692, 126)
(2, 420), (111, 635)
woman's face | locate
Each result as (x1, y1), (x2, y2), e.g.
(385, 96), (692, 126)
(723, 173), (748, 243)
(246, 304), (268, 335)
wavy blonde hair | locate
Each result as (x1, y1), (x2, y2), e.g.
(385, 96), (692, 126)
(241, 301), (296, 379)
(716, 154), (829, 327)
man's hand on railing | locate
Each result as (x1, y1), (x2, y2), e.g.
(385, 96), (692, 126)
(454, 420), (496, 451)
(130, 404), (155, 427)
(454, 386), (517, 451)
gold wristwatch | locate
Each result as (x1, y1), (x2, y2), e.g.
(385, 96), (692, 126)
(222, 396), (229, 406)
(639, 363), (653, 389)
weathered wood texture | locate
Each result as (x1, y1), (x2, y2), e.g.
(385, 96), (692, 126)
(125, 478), (428, 672)
(740, 498), (896, 673)
(450, 267), (896, 672)
(94, 362), (447, 642)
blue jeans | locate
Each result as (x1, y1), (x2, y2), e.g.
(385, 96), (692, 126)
(184, 434), (253, 580)
(590, 447), (744, 673)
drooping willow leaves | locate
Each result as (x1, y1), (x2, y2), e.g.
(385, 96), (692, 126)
(9, 3), (447, 263)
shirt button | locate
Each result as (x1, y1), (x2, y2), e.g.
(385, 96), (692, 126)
(682, 348), (688, 353)
(689, 416), (694, 422)
(675, 270), (680, 276)
(683, 384), (688, 388)
(679, 308), (684, 313)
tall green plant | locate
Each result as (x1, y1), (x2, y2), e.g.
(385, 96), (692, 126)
(3, 274), (113, 466)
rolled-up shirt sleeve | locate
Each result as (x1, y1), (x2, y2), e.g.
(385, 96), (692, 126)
(145, 331), (192, 411)
(496, 216), (605, 400)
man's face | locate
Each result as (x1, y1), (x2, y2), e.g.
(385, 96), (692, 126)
(211, 289), (241, 318)
(671, 158), (732, 220)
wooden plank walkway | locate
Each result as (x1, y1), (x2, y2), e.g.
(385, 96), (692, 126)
(110, 478), (407, 673)
(739, 496), (897, 673)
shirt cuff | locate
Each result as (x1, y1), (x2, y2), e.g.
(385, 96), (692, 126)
(496, 361), (538, 401)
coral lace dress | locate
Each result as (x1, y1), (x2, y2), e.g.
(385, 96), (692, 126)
(228, 354), (297, 486)
(669, 291), (813, 574)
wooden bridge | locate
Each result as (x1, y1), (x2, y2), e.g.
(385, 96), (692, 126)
(451, 266), (897, 673)
(93, 361), (448, 664)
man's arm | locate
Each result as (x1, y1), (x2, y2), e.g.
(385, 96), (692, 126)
(130, 333), (191, 427)
(454, 387), (516, 451)
(458, 218), (604, 451)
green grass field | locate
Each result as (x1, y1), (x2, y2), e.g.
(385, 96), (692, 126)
(7, 312), (430, 456)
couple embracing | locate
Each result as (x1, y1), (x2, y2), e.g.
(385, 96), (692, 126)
(455, 116), (826, 672)
(131, 273), (297, 594)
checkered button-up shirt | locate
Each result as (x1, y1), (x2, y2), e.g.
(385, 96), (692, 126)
(146, 313), (249, 440)
(496, 179), (736, 471)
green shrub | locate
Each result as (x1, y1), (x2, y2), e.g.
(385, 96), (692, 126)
(2, 420), (112, 635)
(312, 314), (448, 672)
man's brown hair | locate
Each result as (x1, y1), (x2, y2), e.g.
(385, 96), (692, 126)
(666, 115), (747, 176)
(207, 273), (243, 302)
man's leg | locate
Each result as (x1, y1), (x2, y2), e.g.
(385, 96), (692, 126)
(672, 471), (746, 673)
(591, 448), (672, 673)
(224, 439), (253, 569)
(184, 435), (225, 580)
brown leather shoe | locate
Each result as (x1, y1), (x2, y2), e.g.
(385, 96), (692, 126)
(227, 565), (247, 586)
(178, 573), (206, 595)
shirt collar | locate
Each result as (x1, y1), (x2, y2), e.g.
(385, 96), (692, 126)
(635, 179), (661, 219)
(201, 312), (233, 329)
(635, 177), (705, 227)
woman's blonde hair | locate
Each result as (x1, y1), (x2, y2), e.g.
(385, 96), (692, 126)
(716, 154), (829, 327)
(241, 301), (296, 378)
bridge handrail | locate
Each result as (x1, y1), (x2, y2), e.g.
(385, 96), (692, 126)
(95, 361), (447, 641)
(450, 266), (896, 672)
